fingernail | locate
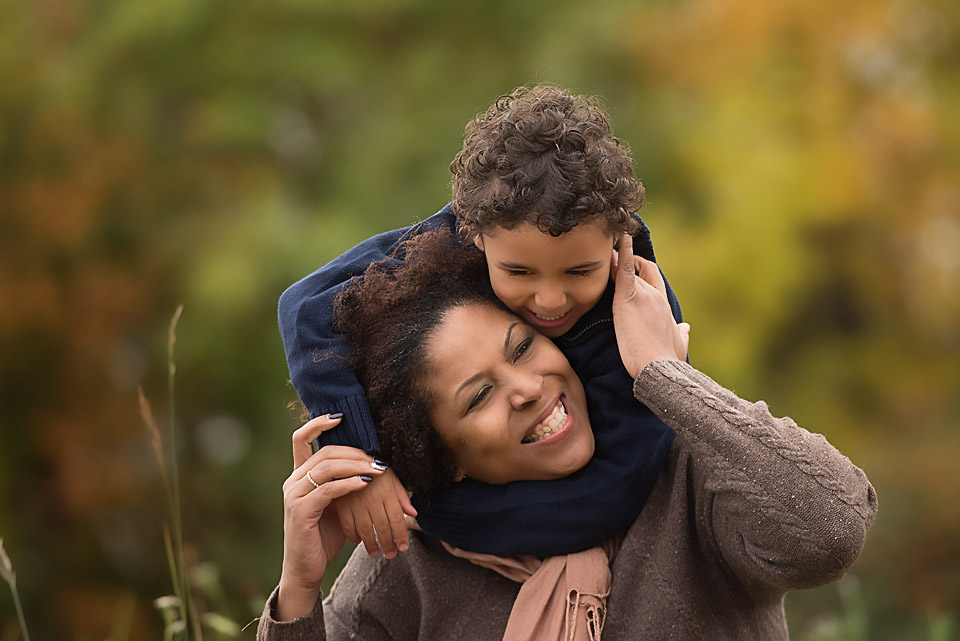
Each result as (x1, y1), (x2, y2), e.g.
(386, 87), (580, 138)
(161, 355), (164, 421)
(328, 412), (343, 419)
(371, 459), (389, 471)
(359, 475), (373, 483)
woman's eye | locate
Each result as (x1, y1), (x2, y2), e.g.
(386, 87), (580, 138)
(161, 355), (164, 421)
(507, 269), (530, 277)
(567, 269), (592, 278)
(514, 338), (533, 361)
(468, 385), (491, 411)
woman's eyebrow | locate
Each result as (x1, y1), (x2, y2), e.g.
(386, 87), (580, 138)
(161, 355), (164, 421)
(453, 322), (521, 403)
(504, 322), (518, 357)
(455, 373), (484, 402)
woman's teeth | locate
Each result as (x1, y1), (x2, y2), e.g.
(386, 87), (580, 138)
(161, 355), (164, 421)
(522, 400), (567, 444)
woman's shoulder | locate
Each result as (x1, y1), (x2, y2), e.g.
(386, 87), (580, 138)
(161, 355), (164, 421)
(327, 530), (515, 606)
(324, 531), (518, 639)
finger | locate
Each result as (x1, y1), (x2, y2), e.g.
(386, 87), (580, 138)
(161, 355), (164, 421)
(614, 233), (636, 295)
(301, 476), (371, 514)
(292, 414), (343, 469)
(354, 512), (381, 558)
(677, 322), (691, 360)
(636, 256), (668, 299)
(385, 500), (411, 553)
(396, 487), (418, 518)
(293, 458), (382, 499)
(373, 504), (399, 559)
(339, 508), (362, 545)
(300, 444), (377, 474)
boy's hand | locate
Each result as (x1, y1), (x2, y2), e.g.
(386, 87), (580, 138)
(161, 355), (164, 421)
(335, 467), (417, 558)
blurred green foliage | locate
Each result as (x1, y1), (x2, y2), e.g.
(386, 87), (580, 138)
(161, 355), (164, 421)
(1, 0), (958, 638)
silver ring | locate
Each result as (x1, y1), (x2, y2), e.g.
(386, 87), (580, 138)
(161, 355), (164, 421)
(306, 470), (321, 489)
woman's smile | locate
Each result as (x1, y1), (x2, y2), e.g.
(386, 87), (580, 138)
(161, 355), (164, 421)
(521, 396), (569, 444)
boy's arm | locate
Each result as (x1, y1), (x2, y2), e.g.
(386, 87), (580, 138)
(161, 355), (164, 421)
(278, 204), (457, 451)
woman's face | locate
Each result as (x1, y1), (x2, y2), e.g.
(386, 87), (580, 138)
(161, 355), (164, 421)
(423, 302), (595, 485)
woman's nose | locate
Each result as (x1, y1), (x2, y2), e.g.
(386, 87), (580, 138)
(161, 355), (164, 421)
(509, 372), (543, 409)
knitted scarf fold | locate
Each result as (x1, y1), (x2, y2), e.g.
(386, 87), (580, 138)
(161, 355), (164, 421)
(442, 536), (622, 641)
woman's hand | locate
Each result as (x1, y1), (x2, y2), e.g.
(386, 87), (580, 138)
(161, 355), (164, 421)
(611, 233), (691, 379)
(276, 414), (386, 621)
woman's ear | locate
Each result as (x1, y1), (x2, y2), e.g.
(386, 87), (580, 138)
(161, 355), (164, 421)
(454, 469), (466, 482)
(473, 234), (484, 251)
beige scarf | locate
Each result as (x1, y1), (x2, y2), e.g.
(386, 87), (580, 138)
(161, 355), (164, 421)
(441, 537), (622, 641)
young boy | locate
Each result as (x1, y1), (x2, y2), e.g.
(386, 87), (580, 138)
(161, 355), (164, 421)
(279, 85), (684, 558)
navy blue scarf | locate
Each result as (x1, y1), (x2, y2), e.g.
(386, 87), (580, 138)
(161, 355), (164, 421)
(412, 279), (678, 556)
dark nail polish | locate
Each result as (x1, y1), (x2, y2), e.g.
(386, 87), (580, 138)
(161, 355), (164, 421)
(371, 459), (389, 472)
(328, 412), (343, 419)
(359, 475), (373, 483)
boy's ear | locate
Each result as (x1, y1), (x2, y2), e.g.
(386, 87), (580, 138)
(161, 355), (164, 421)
(472, 234), (485, 251)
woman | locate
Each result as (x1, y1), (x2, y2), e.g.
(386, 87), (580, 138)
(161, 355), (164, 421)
(259, 230), (877, 640)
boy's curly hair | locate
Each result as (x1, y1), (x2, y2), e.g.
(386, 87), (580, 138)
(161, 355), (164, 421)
(333, 228), (504, 496)
(451, 85), (644, 239)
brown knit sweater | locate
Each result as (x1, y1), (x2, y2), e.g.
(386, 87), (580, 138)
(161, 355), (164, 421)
(258, 360), (878, 640)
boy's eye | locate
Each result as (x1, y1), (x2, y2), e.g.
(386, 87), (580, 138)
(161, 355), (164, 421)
(506, 269), (530, 277)
(468, 385), (491, 411)
(567, 269), (593, 278)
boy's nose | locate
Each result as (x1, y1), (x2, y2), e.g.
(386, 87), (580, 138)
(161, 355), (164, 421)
(533, 285), (567, 312)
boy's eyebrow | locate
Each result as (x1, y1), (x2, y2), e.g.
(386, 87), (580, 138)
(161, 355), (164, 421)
(497, 260), (603, 270)
(566, 261), (603, 270)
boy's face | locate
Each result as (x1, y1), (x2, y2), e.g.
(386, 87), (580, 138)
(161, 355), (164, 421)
(474, 219), (615, 338)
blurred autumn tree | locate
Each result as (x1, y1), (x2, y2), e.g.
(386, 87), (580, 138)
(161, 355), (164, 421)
(0, 0), (957, 638)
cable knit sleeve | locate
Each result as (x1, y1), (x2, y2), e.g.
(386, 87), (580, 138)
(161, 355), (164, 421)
(256, 586), (327, 641)
(632, 360), (878, 592)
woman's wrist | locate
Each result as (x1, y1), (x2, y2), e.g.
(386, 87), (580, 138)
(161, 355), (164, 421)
(276, 575), (322, 622)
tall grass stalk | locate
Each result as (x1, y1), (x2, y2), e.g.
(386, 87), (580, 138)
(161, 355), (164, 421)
(139, 305), (203, 640)
(0, 538), (31, 641)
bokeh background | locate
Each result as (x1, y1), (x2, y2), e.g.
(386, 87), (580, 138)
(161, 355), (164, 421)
(2, 0), (958, 638)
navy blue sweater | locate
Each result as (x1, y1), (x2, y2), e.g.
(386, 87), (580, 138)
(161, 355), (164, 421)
(278, 203), (683, 555)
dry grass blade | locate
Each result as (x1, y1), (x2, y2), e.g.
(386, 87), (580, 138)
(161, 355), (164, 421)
(168, 304), (184, 379)
(0, 538), (14, 585)
(0, 538), (31, 641)
(138, 386), (164, 466)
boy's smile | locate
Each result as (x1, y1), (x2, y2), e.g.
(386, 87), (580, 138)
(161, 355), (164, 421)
(474, 219), (615, 338)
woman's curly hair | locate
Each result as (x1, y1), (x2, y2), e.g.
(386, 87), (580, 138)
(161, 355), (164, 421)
(451, 85), (644, 239)
(333, 228), (504, 496)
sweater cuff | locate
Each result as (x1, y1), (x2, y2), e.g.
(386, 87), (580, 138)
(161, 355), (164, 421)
(632, 359), (705, 414)
(257, 585), (325, 640)
(315, 393), (382, 454)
